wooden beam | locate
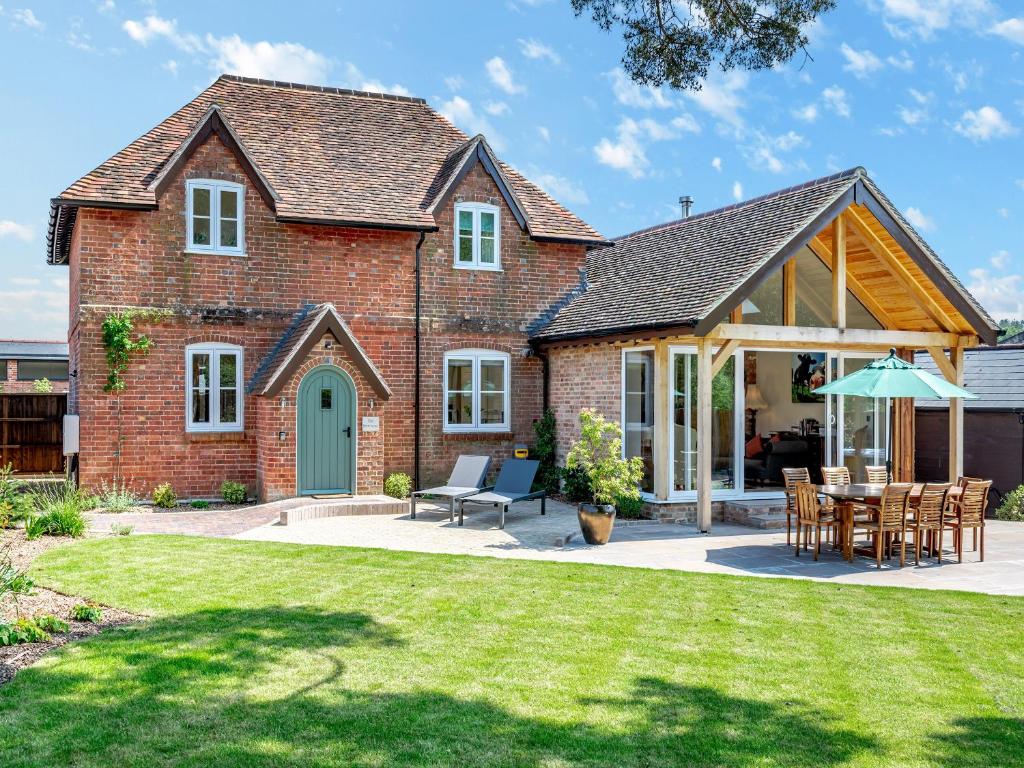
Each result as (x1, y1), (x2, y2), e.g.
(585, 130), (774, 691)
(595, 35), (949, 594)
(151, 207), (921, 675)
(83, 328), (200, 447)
(729, 305), (743, 324)
(652, 340), (671, 501)
(712, 339), (740, 377)
(809, 236), (894, 329)
(949, 345), (965, 483)
(845, 206), (960, 333)
(926, 347), (957, 383)
(783, 259), (797, 326)
(703, 323), (976, 351)
(832, 214), (847, 328)
(696, 338), (713, 533)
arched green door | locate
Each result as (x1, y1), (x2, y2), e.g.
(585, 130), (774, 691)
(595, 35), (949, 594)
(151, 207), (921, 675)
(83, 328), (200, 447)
(298, 367), (354, 495)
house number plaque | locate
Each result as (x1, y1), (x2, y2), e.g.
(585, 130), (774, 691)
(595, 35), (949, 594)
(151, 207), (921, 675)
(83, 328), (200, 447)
(362, 416), (380, 432)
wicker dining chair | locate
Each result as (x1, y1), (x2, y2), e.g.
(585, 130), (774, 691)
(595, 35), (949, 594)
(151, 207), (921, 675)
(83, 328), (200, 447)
(865, 465), (889, 484)
(945, 478), (992, 563)
(794, 482), (838, 561)
(781, 467), (811, 547)
(905, 482), (951, 564)
(852, 483), (913, 568)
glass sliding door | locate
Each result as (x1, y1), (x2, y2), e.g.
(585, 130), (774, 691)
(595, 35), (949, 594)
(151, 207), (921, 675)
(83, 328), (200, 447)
(837, 355), (890, 481)
(623, 349), (655, 494)
(671, 349), (737, 493)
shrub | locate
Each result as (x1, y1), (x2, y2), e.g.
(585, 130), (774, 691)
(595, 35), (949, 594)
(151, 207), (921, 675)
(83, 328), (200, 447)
(190, 500), (211, 509)
(152, 483), (177, 509)
(1, 545), (34, 608)
(384, 472), (412, 499)
(0, 464), (33, 528)
(996, 485), (1024, 522)
(34, 614), (69, 634)
(71, 603), (104, 623)
(110, 522), (134, 536)
(0, 617), (51, 646)
(220, 481), (248, 504)
(32, 378), (53, 394)
(565, 409), (645, 507)
(24, 483), (88, 539)
(96, 480), (139, 513)
(561, 465), (592, 503)
(616, 494), (645, 519)
(532, 410), (561, 495)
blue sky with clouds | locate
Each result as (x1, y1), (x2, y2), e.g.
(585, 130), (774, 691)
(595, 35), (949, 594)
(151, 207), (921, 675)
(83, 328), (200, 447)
(1, 0), (1022, 341)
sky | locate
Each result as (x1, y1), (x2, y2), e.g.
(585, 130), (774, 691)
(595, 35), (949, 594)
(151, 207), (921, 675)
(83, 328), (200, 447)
(1, 0), (1022, 342)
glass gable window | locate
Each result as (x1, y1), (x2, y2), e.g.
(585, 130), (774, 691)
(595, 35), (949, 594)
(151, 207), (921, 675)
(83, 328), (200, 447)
(444, 350), (509, 432)
(453, 202), (500, 270)
(623, 349), (655, 494)
(793, 248), (882, 330)
(186, 344), (243, 432)
(742, 268), (783, 325)
(186, 180), (244, 255)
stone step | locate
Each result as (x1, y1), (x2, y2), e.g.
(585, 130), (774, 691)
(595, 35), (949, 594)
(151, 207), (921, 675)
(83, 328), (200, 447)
(723, 502), (788, 529)
(278, 495), (408, 525)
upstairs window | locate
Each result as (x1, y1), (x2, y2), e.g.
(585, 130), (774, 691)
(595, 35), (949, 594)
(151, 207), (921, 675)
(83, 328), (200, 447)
(454, 202), (500, 270)
(186, 179), (244, 255)
(444, 350), (510, 432)
(186, 343), (243, 432)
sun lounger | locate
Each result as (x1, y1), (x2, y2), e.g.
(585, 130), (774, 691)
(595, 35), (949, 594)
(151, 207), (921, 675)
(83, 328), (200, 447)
(410, 455), (491, 521)
(456, 458), (546, 529)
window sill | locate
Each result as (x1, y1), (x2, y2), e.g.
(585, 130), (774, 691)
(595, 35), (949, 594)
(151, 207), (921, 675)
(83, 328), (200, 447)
(442, 430), (513, 441)
(185, 430), (247, 443)
(184, 249), (248, 258)
(453, 264), (502, 272)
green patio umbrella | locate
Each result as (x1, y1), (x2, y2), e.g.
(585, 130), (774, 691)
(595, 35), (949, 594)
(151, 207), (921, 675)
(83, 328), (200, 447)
(812, 349), (978, 400)
(812, 349), (977, 479)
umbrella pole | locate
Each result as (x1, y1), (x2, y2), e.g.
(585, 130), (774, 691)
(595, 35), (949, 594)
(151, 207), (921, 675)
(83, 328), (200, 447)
(886, 396), (893, 482)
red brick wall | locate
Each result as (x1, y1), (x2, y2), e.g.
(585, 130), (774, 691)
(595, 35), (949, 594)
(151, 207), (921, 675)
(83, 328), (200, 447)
(67, 132), (588, 498)
(547, 342), (622, 465)
(1, 360), (70, 394)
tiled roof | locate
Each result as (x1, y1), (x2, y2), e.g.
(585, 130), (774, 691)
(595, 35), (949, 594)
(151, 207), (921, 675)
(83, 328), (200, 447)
(0, 340), (68, 359)
(533, 167), (997, 342)
(51, 75), (602, 263)
(915, 347), (1024, 410)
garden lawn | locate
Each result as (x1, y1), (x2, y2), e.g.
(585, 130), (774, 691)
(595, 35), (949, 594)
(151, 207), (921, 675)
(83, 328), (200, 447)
(2, 536), (1023, 768)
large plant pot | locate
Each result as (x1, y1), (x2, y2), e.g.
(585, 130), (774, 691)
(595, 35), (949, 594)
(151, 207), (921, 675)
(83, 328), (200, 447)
(577, 503), (616, 545)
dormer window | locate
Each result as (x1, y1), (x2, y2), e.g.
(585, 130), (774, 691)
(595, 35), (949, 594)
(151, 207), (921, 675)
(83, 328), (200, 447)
(454, 202), (500, 271)
(186, 179), (244, 255)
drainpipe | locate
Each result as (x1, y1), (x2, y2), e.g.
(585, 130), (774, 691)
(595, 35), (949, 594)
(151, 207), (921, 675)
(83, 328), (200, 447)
(414, 229), (426, 489)
(534, 345), (550, 413)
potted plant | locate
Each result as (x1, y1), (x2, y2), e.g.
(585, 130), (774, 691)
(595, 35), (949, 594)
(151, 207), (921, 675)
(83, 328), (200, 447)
(566, 409), (645, 545)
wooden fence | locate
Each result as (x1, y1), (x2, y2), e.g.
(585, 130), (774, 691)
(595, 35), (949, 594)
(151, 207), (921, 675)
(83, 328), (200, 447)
(0, 394), (66, 474)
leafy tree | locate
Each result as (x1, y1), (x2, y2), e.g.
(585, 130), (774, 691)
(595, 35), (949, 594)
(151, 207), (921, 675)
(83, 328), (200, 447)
(572, 0), (836, 91)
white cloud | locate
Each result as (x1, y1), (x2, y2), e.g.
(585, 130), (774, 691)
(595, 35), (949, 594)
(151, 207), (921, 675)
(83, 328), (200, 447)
(670, 114), (701, 134)
(0, 286), (68, 341)
(822, 86), (851, 117)
(743, 131), (806, 173)
(444, 75), (464, 91)
(122, 15), (201, 52)
(840, 43), (884, 78)
(12, 8), (43, 30)
(793, 104), (818, 123)
(209, 36), (332, 84)
(991, 250), (1011, 269)
(967, 268), (1024, 318)
(1016, 179), (1024, 191)
(887, 50), (914, 71)
(537, 125), (550, 142)
(938, 58), (983, 93)
(518, 38), (560, 64)
(732, 181), (744, 201)
(606, 68), (674, 109)
(904, 206), (935, 232)
(439, 95), (504, 151)
(0, 220), (33, 241)
(908, 88), (930, 105)
(954, 106), (1017, 141)
(528, 170), (589, 205)
(898, 106), (927, 125)
(997, 207), (1010, 219)
(483, 101), (509, 116)
(593, 116), (697, 178)
(485, 56), (525, 95)
(875, 0), (995, 40)
(163, 59), (178, 76)
(991, 18), (1024, 45)
(339, 63), (409, 96)
(684, 70), (748, 130)
(711, 157), (722, 172)
(96, 0), (115, 13)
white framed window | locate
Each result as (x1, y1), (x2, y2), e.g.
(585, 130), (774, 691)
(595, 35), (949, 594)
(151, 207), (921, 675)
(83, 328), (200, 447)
(453, 202), (500, 270)
(185, 179), (245, 255)
(186, 343), (244, 432)
(444, 349), (510, 432)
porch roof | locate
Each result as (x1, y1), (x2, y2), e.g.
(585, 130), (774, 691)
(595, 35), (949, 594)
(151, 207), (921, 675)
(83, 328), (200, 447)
(531, 167), (998, 345)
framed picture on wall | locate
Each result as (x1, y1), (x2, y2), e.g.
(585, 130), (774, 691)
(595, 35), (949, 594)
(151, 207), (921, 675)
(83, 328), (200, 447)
(792, 352), (826, 403)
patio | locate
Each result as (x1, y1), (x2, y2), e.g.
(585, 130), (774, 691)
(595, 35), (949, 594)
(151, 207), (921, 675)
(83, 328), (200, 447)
(232, 497), (1024, 596)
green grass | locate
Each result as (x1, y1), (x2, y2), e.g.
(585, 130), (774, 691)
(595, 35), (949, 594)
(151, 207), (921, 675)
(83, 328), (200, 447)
(2, 536), (1023, 767)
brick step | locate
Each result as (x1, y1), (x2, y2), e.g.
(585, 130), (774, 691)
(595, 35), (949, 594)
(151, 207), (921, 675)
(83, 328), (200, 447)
(272, 495), (408, 525)
(723, 502), (788, 530)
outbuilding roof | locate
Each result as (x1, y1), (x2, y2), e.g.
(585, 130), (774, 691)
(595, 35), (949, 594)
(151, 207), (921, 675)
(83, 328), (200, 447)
(532, 167), (998, 345)
(915, 346), (1024, 410)
(48, 74), (603, 264)
(0, 340), (69, 360)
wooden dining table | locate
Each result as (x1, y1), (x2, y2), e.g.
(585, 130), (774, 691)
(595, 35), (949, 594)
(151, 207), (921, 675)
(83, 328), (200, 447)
(817, 483), (962, 562)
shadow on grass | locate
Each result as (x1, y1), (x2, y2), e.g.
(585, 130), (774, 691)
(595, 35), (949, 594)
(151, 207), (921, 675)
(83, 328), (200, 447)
(0, 605), (1012, 767)
(928, 715), (1024, 767)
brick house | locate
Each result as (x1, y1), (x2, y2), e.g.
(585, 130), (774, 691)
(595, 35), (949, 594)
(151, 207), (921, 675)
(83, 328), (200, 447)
(47, 75), (603, 500)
